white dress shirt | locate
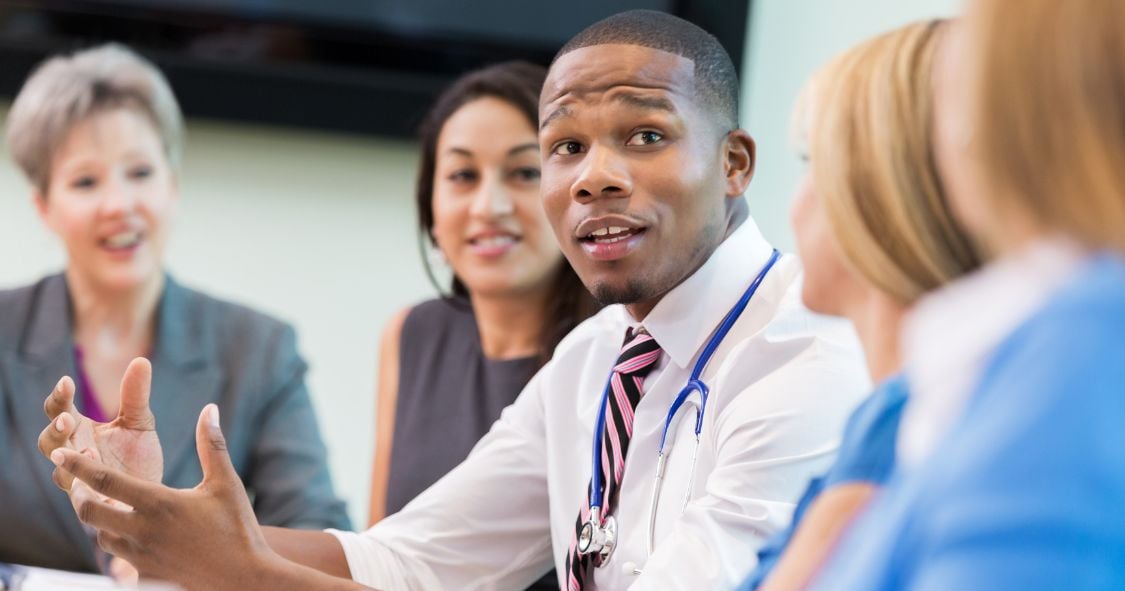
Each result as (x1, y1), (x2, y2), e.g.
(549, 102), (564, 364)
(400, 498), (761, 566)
(898, 237), (1084, 469)
(329, 218), (869, 590)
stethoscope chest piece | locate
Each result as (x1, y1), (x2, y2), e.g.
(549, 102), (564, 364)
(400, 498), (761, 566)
(579, 248), (781, 571)
(578, 510), (618, 562)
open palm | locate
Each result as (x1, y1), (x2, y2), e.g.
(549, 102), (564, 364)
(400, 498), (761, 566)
(40, 358), (164, 489)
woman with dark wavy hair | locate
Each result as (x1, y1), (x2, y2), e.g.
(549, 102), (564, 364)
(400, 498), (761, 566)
(367, 61), (597, 589)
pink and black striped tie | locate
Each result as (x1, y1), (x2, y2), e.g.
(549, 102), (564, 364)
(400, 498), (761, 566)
(565, 327), (662, 591)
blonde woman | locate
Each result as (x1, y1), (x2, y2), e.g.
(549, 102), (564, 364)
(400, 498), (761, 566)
(737, 19), (979, 590)
(2, 44), (348, 572)
(812, 1), (1125, 589)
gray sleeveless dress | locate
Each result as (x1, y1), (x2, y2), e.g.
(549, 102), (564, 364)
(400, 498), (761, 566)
(386, 298), (556, 589)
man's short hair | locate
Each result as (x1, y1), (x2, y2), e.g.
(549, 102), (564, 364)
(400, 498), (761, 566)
(553, 10), (740, 130)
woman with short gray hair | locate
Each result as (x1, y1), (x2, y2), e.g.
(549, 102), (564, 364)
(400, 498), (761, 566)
(7, 43), (183, 192)
(0, 43), (350, 573)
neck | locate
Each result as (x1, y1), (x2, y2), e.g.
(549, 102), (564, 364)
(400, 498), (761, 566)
(981, 207), (1047, 260)
(625, 201), (749, 321)
(844, 289), (908, 383)
(470, 285), (550, 360)
(67, 269), (164, 356)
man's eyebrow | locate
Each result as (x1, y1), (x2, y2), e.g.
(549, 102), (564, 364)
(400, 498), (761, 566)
(540, 105), (572, 131)
(612, 92), (676, 113)
(539, 92), (676, 131)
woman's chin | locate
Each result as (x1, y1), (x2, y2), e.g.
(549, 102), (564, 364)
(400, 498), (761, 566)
(83, 266), (163, 294)
(459, 278), (540, 301)
(800, 286), (843, 317)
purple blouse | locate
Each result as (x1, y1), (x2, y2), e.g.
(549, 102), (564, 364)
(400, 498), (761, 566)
(73, 346), (110, 423)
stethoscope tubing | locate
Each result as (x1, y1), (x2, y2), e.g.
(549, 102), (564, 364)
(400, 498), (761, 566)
(658, 248), (782, 452)
(584, 248), (782, 559)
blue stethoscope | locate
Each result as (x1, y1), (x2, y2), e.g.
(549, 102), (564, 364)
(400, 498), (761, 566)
(577, 249), (781, 567)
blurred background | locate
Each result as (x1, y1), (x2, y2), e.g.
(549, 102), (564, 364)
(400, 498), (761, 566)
(0, 0), (957, 527)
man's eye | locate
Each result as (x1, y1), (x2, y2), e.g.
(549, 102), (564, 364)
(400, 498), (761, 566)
(552, 141), (584, 156)
(626, 131), (664, 146)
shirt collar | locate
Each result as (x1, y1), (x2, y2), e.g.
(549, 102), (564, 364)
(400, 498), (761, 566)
(634, 216), (775, 369)
(898, 236), (1086, 467)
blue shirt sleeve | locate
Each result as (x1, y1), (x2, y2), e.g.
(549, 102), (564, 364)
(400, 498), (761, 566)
(903, 280), (1125, 590)
(823, 375), (909, 487)
(738, 476), (828, 591)
(811, 256), (1125, 591)
(738, 375), (909, 590)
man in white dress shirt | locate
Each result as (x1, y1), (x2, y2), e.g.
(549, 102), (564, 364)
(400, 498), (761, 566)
(40, 10), (868, 591)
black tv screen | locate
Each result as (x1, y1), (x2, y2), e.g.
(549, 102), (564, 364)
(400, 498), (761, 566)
(0, 0), (750, 137)
(117, 0), (678, 48)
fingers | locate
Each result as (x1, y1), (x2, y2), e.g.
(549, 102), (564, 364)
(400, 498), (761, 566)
(118, 358), (156, 431)
(196, 404), (237, 492)
(43, 376), (77, 420)
(96, 529), (134, 563)
(69, 477), (134, 534)
(41, 412), (78, 490)
(50, 447), (158, 509)
(109, 556), (140, 585)
(38, 411), (76, 461)
(52, 466), (76, 492)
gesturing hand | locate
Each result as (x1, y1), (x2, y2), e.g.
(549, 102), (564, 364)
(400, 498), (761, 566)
(38, 357), (164, 490)
(50, 404), (282, 591)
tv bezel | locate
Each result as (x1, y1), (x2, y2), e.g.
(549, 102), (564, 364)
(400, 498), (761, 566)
(0, 0), (751, 138)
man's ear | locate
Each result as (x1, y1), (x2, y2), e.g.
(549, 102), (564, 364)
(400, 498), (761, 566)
(722, 129), (756, 197)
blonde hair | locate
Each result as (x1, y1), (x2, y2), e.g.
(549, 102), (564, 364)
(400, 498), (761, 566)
(803, 19), (979, 304)
(967, 0), (1125, 253)
(5, 43), (183, 193)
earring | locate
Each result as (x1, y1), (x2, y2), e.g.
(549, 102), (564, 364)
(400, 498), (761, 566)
(427, 245), (449, 270)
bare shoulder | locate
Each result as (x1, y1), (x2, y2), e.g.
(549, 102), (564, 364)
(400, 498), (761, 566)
(378, 306), (412, 361)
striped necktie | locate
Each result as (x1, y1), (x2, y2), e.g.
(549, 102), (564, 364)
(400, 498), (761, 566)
(565, 327), (662, 591)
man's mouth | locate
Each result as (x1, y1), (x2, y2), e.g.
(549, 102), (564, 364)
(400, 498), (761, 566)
(575, 218), (648, 262)
(580, 226), (644, 245)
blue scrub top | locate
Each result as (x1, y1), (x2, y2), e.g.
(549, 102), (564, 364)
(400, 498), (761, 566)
(811, 255), (1125, 590)
(737, 374), (909, 590)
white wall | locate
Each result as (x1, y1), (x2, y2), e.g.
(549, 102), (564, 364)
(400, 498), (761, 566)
(742, 0), (962, 252)
(0, 0), (962, 528)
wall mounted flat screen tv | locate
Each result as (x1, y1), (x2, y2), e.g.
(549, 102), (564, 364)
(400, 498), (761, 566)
(0, 0), (750, 138)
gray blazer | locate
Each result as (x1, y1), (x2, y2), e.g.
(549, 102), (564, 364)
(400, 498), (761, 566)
(0, 274), (350, 571)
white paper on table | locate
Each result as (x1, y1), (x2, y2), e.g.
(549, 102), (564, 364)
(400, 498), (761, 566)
(4, 565), (180, 590)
